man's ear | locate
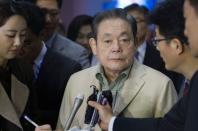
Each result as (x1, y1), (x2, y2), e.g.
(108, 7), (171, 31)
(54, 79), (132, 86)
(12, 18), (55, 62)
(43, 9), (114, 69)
(170, 38), (184, 55)
(89, 38), (97, 55)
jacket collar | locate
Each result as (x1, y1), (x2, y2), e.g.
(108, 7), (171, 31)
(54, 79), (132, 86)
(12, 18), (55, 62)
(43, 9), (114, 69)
(0, 74), (29, 129)
(113, 60), (146, 116)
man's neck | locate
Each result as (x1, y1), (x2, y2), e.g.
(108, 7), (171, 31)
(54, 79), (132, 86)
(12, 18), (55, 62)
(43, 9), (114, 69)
(103, 66), (129, 83)
(180, 57), (198, 80)
(105, 71), (120, 83)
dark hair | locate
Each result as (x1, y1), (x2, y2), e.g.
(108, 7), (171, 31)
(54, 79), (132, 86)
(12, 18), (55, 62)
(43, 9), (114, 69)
(0, 1), (45, 36)
(17, 1), (45, 36)
(124, 3), (149, 23)
(67, 15), (93, 41)
(92, 8), (137, 41)
(189, 0), (198, 15)
(57, 0), (62, 9)
(20, 0), (62, 9)
(149, 0), (188, 45)
(0, 1), (28, 27)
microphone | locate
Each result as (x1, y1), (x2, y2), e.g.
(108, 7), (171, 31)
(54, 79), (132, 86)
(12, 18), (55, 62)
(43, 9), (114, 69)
(64, 94), (84, 131)
(87, 90), (113, 130)
(84, 88), (98, 124)
(89, 92), (103, 128)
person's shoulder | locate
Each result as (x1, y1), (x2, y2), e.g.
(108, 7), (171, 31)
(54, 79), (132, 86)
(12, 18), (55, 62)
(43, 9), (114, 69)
(190, 70), (198, 86)
(43, 49), (82, 74)
(141, 63), (171, 80)
(9, 58), (33, 74)
(56, 34), (87, 50)
(70, 66), (97, 79)
(9, 58), (34, 87)
(47, 48), (81, 66)
(137, 62), (176, 94)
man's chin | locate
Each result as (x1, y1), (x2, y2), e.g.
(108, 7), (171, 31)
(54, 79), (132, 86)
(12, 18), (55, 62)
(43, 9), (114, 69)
(105, 64), (128, 72)
(40, 31), (53, 41)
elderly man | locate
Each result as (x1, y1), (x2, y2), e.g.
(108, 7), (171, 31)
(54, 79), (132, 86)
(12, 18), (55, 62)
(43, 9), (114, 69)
(56, 8), (177, 131)
(88, 0), (198, 131)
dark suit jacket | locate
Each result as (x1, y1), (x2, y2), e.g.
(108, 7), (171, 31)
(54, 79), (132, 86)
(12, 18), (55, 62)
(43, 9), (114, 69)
(113, 70), (198, 131)
(143, 43), (184, 93)
(46, 32), (90, 69)
(35, 49), (81, 129)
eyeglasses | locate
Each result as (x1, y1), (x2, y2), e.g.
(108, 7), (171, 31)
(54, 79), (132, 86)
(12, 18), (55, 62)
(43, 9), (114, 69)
(152, 38), (170, 47)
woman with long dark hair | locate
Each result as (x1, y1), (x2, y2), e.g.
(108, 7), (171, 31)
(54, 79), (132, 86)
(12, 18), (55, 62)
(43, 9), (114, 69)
(0, 1), (51, 131)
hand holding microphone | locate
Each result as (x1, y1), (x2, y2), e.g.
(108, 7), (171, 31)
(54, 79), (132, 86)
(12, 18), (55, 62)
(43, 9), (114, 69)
(84, 89), (112, 130)
(88, 101), (113, 131)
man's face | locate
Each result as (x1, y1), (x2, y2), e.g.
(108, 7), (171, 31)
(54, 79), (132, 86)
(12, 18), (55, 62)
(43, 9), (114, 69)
(36, 0), (59, 41)
(18, 29), (41, 63)
(127, 10), (148, 46)
(154, 27), (179, 71)
(76, 24), (92, 51)
(90, 18), (135, 74)
(184, 0), (198, 57)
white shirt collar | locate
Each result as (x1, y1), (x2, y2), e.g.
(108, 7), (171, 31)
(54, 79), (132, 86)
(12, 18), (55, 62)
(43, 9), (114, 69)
(34, 41), (47, 67)
(136, 41), (147, 64)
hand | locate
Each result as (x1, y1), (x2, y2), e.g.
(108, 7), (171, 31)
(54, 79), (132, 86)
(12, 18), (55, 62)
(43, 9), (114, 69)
(35, 124), (52, 131)
(88, 101), (113, 130)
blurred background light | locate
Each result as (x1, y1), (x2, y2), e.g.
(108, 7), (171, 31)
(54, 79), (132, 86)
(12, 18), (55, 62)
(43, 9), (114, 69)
(117, 0), (145, 8)
(103, 0), (157, 11)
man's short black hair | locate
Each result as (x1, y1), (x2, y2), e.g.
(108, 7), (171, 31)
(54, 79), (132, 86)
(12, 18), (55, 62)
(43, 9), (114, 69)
(17, 1), (45, 36)
(149, 0), (188, 45)
(17, 0), (62, 9)
(0, 1), (31, 27)
(57, 0), (62, 9)
(124, 3), (149, 23)
(189, 0), (198, 15)
(92, 8), (137, 42)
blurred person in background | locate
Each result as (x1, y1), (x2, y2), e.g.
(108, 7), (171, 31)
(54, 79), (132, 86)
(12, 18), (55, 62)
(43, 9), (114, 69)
(67, 14), (98, 66)
(27, 0), (90, 69)
(124, 3), (184, 93)
(0, 1), (51, 131)
(18, 2), (81, 129)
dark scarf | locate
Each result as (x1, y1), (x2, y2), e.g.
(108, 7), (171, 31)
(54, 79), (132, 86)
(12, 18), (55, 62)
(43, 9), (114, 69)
(0, 65), (11, 98)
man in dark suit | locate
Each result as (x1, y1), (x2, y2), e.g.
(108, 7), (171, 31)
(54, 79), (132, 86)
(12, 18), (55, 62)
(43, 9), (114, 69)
(27, 0), (90, 69)
(124, 3), (184, 93)
(88, 0), (198, 131)
(18, 4), (81, 129)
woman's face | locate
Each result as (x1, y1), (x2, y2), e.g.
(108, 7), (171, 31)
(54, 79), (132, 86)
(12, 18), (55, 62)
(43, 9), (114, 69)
(0, 15), (27, 61)
(76, 24), (92, 51)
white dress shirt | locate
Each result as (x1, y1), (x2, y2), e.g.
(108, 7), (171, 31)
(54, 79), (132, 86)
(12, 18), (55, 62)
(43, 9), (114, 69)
(108, 116), (116, 131)
(136, 41), (147, 64)
(33, 42), (47, 79)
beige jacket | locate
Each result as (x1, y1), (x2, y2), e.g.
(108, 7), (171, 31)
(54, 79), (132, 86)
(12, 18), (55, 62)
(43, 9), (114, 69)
(57, 60), (178, 131)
